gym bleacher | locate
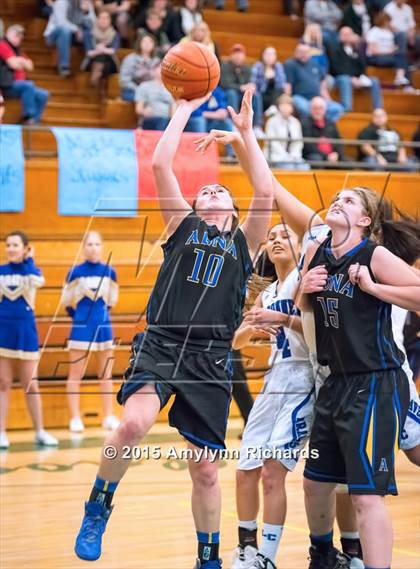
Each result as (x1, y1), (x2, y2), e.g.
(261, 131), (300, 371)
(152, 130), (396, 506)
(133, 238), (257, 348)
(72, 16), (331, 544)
(0, 0), (419, 430)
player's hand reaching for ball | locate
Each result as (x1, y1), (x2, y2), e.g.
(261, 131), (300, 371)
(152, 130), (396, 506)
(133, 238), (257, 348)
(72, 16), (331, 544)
(348, 263), (375, 294)
(301, 265), (328, 293)
(177, 92), (213, 113)
(194, 129), (240, 154)
(228, 88), (254, 132)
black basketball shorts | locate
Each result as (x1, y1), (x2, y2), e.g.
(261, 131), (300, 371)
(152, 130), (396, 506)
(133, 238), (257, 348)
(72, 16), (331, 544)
(304, 368), (410, 495)
(117, 329), (233, 450)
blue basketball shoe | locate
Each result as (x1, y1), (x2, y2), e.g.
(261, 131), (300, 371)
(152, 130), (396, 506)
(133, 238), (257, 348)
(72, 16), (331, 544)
(74, 501), (113, 561)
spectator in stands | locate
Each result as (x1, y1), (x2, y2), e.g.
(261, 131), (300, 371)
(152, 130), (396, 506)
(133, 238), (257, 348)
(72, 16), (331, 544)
(133, 0), (182, 44)
(300, 23), (329, 75)
(284, 0), (304, 20)
(180, 21), (220, 59)
(81, 11), (120, 97)
(304, 0), (343, 46)
(341, 0), (373, 38)
(357, 107), (418, 170)
(251, 46), (286, 118)
(135, 60), (175, 130)
(302, 96), (345, 166)
(44, 0), (95, 77)
(284, 43), (344, 122)
(119, 32), (159, 102)
(94, 0), (131, 43)
(38, 0), (53, 18)
(211, 0), (248, 13)
(264, 94), (309, 170)
(0, 18), (4, 39)
(366, 11), (410, 86)
(384, 0), (419, 56)
(220, 43), (264, 135)
(186, 86), (235, 157)
(328, 27), (382, 111)
(0, 25), (49, 124)
(136, 9), (171, 57)
(177, 0), (203, 37)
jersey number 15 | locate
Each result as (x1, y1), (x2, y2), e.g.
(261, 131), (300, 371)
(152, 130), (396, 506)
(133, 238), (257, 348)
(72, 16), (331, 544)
(317, 297), (339, 329)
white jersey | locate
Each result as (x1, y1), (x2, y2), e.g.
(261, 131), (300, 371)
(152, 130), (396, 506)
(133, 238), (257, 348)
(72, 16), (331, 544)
(262, 270), (309, 365)
(260, 224), (330, 367)
(391, 305), (419, 451)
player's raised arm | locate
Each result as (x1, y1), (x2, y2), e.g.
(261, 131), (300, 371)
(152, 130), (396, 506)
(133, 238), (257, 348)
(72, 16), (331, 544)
(227, 89), (273, 260)
(195, 123), (323, 240)
(151, 94), (211, 237)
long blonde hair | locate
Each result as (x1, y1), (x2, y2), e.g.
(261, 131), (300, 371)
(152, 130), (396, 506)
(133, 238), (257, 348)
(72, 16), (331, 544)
(333, 187), (420, 262)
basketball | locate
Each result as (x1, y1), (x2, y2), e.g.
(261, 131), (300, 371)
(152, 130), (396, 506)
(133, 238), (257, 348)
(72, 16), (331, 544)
(161, 41), (220, 100)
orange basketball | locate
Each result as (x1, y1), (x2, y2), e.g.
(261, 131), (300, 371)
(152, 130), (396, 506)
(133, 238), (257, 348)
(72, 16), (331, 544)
(161, 42), (220, 100)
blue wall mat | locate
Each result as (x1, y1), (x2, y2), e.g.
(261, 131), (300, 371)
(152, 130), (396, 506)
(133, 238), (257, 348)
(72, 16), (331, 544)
(0, 125), (25, 212)
(53, 127), (138, 216)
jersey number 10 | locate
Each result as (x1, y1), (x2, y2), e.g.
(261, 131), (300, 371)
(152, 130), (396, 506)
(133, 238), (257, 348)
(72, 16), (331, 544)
(187, 248), (225, 288)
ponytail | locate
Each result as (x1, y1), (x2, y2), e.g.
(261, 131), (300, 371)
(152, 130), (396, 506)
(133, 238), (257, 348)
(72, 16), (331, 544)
(379, 201), (420, 265)
(342, 187), (420, 265)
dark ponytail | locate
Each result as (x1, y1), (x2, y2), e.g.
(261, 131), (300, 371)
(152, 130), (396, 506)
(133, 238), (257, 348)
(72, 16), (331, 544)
(379, 201), (420, 265)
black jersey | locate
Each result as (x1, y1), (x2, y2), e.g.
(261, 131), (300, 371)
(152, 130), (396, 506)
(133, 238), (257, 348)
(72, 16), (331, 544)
(309, 233), (404, 374)
(146, 212), (253, 346)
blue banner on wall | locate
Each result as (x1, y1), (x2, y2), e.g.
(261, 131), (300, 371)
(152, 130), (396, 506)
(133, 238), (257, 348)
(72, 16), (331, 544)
(0, 125), (25, 212)
(53, 127), (138, 216)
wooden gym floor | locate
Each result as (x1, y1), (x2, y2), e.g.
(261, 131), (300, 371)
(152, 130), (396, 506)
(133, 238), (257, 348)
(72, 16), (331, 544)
(1, 419), (419, 569)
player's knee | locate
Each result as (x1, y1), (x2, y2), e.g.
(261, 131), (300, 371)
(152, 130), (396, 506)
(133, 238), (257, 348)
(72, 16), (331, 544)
(261, 461), (286, 494)
(350, 493), (383, 514)
(303, 476), (326, 498)
(191, 460), (218, 490)
(236, 468), (261, 489)
(118, 416), (147, 443)
(404, 446), (420, 467)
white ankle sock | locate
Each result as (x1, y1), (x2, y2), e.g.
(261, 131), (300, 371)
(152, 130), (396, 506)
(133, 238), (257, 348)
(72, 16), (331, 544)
(341, 531), (360, 540)
(238, 519), (258, 531)
(259, 523), (283, 562)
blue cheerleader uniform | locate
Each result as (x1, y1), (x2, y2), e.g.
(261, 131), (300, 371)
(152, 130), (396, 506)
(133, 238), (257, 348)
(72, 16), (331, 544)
(61, 261), (118, 351)
(0, 258), (44, 360)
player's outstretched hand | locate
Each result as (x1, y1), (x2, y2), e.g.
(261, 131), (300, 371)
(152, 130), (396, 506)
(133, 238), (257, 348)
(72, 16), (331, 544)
(227, 88), (254, 132)
(194, 129), (240, 153)
(177, 92), (213, 113)
(301, 265), (328, 293)
(348, 263), (375, 293)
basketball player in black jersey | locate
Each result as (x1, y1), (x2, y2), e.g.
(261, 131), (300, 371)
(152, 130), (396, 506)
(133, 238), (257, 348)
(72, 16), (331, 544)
(74, 89), (273, 568)
(197, 128), (420, 568)
(298, 187), (419, 569)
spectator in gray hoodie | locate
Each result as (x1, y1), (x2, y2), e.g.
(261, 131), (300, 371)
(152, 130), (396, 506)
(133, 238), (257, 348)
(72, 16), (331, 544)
(304, 0), (342, 46)
(44, 0), (95, 76)
(119, 32), (160, 102)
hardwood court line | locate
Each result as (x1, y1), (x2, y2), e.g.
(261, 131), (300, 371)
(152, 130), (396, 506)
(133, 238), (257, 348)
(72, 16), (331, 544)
(176, 501), (420, 559)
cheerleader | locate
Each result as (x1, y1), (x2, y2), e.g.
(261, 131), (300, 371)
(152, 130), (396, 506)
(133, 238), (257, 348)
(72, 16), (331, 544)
(61, 231), (119, 433)
(0, 231), (58, 448)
